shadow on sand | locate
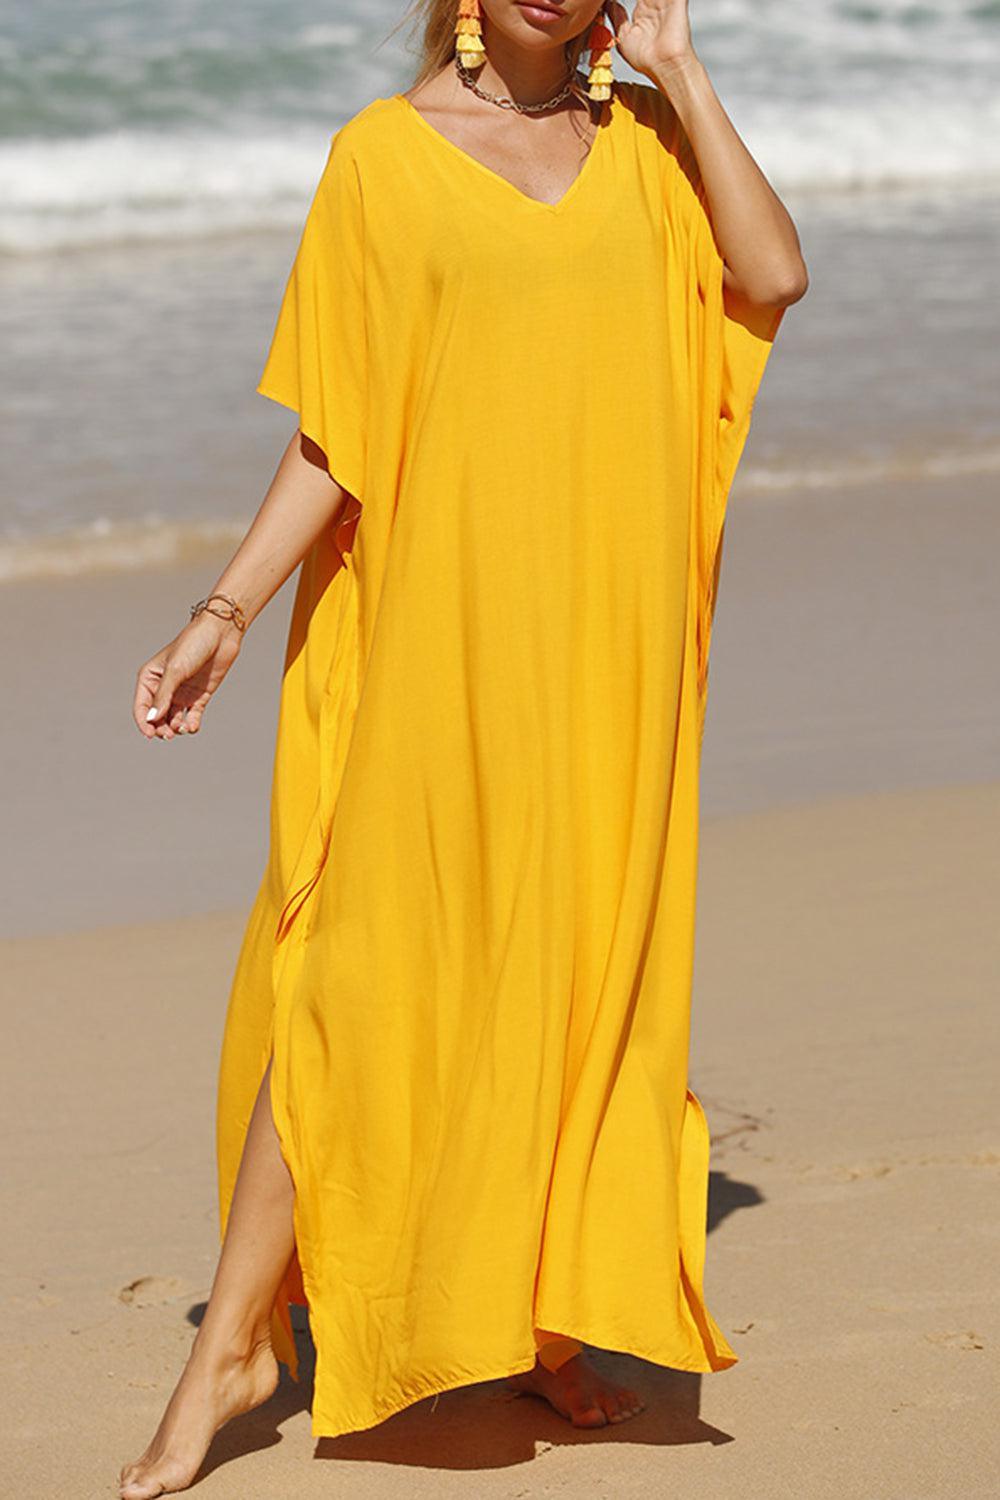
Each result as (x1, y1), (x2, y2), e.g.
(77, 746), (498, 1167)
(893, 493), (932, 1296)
(186, 1163), (764, 1479)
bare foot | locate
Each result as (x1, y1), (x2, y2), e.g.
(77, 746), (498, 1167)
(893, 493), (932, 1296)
(507, 1350), (645, 1428)
(118, 1329), (279, 1498)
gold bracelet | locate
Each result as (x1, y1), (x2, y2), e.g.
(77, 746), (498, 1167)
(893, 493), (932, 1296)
(189, 592), (247, 633)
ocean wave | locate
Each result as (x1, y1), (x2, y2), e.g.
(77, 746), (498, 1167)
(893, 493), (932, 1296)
(0, 129), (330, 253)
(5, 442), (999, 583)
(738, 444), (1000, 496)
(3, 0), (1000, 250)
(4, 0), (998, 144)
(2, 94), (999, 254)
(0, 515), (249, 583)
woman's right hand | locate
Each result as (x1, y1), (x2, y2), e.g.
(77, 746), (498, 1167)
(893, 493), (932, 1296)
(133, 613), (244, 740)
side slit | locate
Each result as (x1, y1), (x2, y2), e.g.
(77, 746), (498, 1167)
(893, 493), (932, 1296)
(262, 1042), (308, 1382)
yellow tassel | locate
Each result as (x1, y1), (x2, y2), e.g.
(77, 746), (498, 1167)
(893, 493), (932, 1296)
(455, 0), (486, 69)
(586, 14), (615, 101)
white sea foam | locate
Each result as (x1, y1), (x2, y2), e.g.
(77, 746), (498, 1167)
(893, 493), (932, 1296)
(3, 0), (998, 559)
(738, 445), (1000, 497)
(3, 94), (999, 254)
(2, 0), (1000, 250)
(0, 516), (249, 583)
(0, 130), (328, 253)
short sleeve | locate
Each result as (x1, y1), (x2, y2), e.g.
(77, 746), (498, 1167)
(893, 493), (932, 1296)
(257, 129), (368, 501)
(639, 82), (785, 712)
(669, 119), (784, 548)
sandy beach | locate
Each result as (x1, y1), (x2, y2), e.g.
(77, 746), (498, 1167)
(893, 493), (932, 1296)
(3, 4), (999, 1484)
(3, 464), (998, 1495)
(3, 787), (997, 1496)
(3, 466), (997, 940)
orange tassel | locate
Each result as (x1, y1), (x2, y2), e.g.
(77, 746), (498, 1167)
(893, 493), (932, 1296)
(455, 0), (486, 70)
(586, 14), (615, 101)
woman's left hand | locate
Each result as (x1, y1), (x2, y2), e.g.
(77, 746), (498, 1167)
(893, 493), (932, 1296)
(605, 0), (695, 78)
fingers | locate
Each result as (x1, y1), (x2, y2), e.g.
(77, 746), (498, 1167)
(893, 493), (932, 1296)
(152, 700), (203, 739)
(134, 622), (232, 740)
(166, 702), (190, 735)
(134, 661), (196, 740)
(166, 682), (213, 737)
(167, 701), (204, 735)
(137, 683), (211, 740)
(180, 702), (206, 735)
(144, 649), (208, 736)
(133, 658), (165, 738)
(142, 664), (182, 735)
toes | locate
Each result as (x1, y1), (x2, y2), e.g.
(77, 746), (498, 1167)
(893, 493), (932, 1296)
(599, 1384), (645, 1424)
(119, 1480), (160, 1500)
(119, 1470), (161, 1500)
(618, 1385), (645, 1417)
(119, 1456), (191, 1498)
(572, 1402), (609, 1428)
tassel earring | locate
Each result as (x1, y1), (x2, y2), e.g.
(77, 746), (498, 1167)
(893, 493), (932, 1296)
(586, 7), (615, 101)
(455, 0), (487, 71)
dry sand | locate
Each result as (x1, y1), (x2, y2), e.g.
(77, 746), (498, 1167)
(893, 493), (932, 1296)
(2, 468), (998, 1495)
(2, 781), (997, 1496)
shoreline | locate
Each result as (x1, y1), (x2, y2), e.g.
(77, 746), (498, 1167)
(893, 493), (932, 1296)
(5, 184), (999, 578)
(5, 439), (1000, 587)
(2, 110), (997, 259)
(2, 465), (996, 938)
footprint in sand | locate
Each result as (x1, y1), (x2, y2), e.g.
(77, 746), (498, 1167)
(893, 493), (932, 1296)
(924, 1330), (984, 1351)
(117, 1275), (187, 1308)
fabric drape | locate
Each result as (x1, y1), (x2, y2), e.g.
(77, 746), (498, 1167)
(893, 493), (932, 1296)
(216, 78), (783, 1439)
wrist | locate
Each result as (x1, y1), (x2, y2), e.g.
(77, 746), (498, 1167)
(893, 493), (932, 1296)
(647, 50), (707, 99)
(188, 590), (249, 642)
(187, 609), (244, 648)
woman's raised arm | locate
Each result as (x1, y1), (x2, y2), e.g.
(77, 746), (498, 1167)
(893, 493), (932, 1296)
(611, 0), (808, 308)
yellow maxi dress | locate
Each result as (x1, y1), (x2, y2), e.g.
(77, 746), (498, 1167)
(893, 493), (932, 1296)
(216, 77), (784, 1439)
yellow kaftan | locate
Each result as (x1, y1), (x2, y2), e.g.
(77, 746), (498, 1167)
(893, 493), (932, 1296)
(216, 77), (784, 1439)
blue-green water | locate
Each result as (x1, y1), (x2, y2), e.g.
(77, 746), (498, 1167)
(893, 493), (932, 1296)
(1, 1), (998, 571)
(1, 0), (999, 249)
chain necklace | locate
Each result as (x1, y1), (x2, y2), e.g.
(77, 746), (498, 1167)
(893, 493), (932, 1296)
(454, 54), (585, 113)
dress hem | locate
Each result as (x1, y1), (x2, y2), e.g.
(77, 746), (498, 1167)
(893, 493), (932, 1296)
(303, 1330), (738, 1440)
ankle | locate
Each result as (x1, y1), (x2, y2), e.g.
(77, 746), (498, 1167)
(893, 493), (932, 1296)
(192, 1308), (274, 1367)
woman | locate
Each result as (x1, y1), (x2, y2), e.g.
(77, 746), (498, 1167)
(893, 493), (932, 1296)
(122, 0), (806, 1493)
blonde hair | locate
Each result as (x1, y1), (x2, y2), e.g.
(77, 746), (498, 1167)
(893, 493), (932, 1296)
(383, 1), (598, 91)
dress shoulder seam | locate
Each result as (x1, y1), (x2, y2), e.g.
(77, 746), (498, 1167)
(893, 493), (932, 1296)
(329, 96), (400, 156)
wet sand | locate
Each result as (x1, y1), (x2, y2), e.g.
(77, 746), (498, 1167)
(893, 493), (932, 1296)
(2, 337), (998, 1496)
(0, 465), (996, 936)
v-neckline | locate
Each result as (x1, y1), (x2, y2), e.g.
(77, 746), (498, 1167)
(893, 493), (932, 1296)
(393, 85), (613, 214)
